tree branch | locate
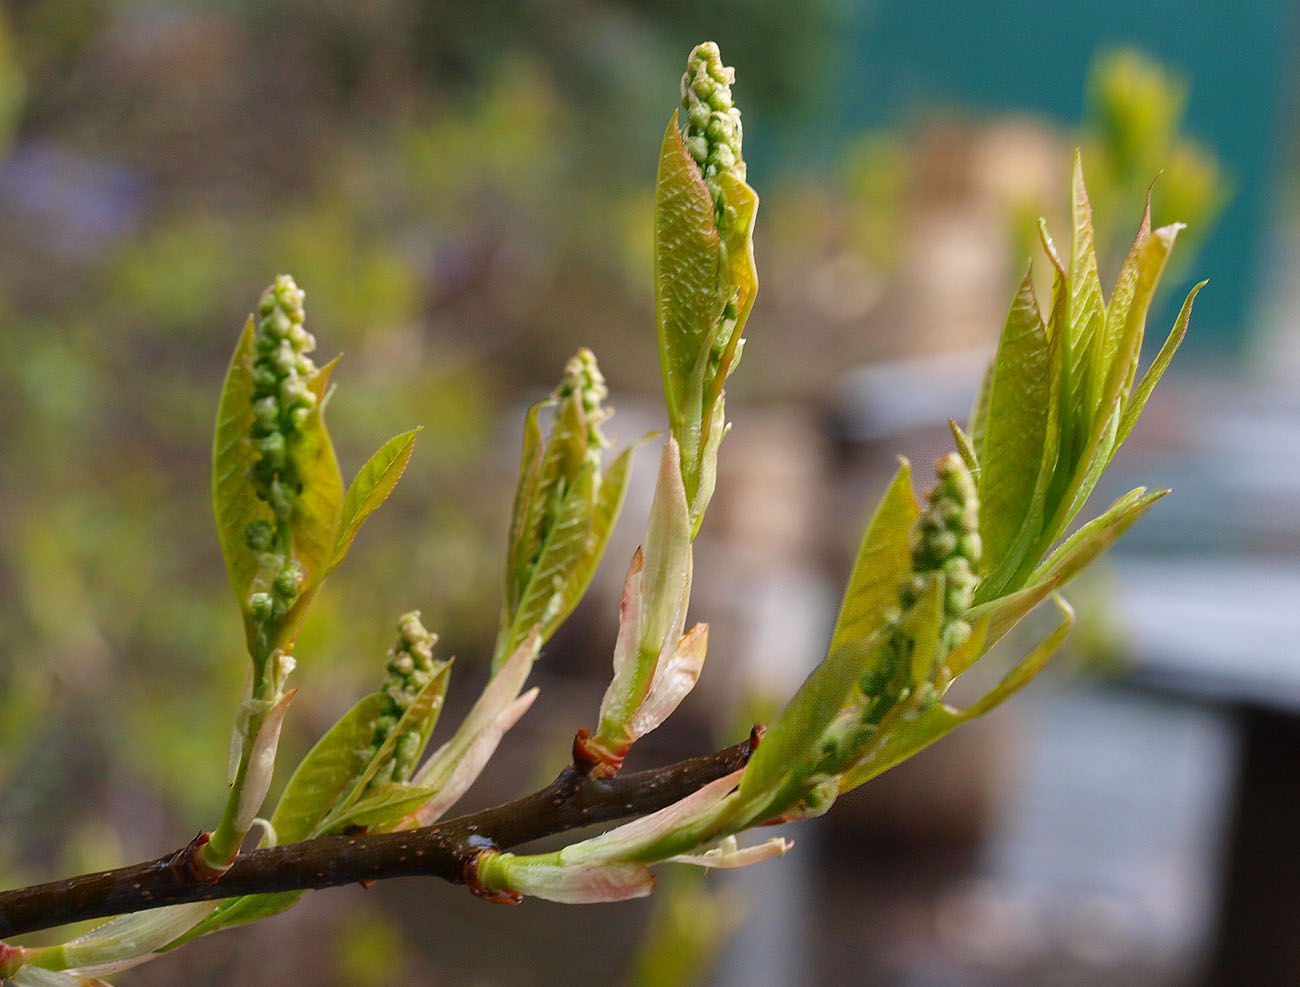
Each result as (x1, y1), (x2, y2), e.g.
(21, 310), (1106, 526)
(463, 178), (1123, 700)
(0, 733), (759, 939)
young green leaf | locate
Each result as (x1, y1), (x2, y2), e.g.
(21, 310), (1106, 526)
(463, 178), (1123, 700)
(656, 110), (724, 483)
(828, 460), (919, 654)
(1060, 152), (1105, 478)
(503, 439), (638, 668)
(1090, 197), (1151, 416)
(504, 398), (548, 615)
(494, 352), (631, 671)
(569, 439), (637, 597)
(322, 782), (441, 832)
(1116, 281), (1205, 447)
(499, 460), (598, 666)
(325, 662), (451, 827)
(327, 427), (422, 574)
(211, 317), (269, 644)
(701, 170), (759, 416)
(736, 632), (889, 815)
(967, 360), (994, 463)
(277, 378), (344, 639)
(1031, 487), (1167, 589)
(962, 595), (1074, 719)
(271, 693), (388, 843)
(949, 420), (979, 473)
(1046, 221), (1180, 541)
(165, 892), (299, 948)
(966, 578), (1059, 650)
(977, 268), (1061, 599)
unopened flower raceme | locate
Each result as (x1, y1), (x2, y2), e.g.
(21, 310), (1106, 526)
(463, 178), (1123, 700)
(901, 453), (982, 653)
(366, 611), (443, 789)
(680, 41), (746, 225)
(680, 42), (747, 378)
(859, 453), (982, 724)
(552, 347), (611, 467)
(244, 275), (318, 624)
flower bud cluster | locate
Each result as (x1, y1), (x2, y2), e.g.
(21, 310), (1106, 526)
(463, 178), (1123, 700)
(856, 455), (981, 726)
(900, 453), (982, 654)
(680, 43), (747, 384)
(552, 347), (611, 464)
(680, 42), (746, 227)
(244, 275), (317, 621)
(366, 611), (441, 789)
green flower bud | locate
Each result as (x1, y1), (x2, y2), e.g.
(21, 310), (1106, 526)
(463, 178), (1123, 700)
(273, 562), (304, 603)
(389, 653), (415, 677)
(259, 431), (287, 469)
(855, 453), (984, 731)
(552, 347), (611, 461)
(244, 520), (274, 551)
(370, 759), (396, 789)
(943, 620), (972, 654)
(253, 396), (279, 433)
(894, 452), (982, 661)
(393, 731), (420, 780)
(680, 42), (746, 225)
(243, 274), (323, 635)
(364, 611), (445, 793)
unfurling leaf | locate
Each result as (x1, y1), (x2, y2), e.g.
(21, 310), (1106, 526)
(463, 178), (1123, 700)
(475, 854), (656, 905)
(667, 835), (793, 870)
(494, 351), (635, 671)
(212, 278), (344, 669)
(976, 267), (1061, 600)
(272, 693), (387, 840)
(656, 42), (758, 530)
(328, 427), (421, 574)
(828, 460), (919, 655)
(589, 439), (693, 769)
(838, 596), (1074, 791)
(403, 630), (542, 827)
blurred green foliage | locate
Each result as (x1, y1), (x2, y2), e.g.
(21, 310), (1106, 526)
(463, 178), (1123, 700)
(0, 11), (22, 157)
(626, 869), (739, 987)
(1083, 47), (1230, 280)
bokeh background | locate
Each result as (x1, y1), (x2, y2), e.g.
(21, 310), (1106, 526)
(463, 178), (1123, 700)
(1, 1), (1298, 984)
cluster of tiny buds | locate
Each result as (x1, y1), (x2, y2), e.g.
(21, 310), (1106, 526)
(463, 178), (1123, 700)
(553, 347), (611, 461)
(367, 611), (441, 789)
(899, 453), (982, 653)
(245, 275), (317, 621)
(250, 275), (317, 519)
(680, 42), (745, 224)
(854, 455), (982, 727)
(710, 291), (742, 380)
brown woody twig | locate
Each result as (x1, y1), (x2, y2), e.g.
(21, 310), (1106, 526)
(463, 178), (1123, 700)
(0, 732), (759, 939)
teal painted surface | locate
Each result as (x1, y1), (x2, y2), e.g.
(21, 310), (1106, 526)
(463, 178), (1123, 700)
(831, 0), (1293, 351)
